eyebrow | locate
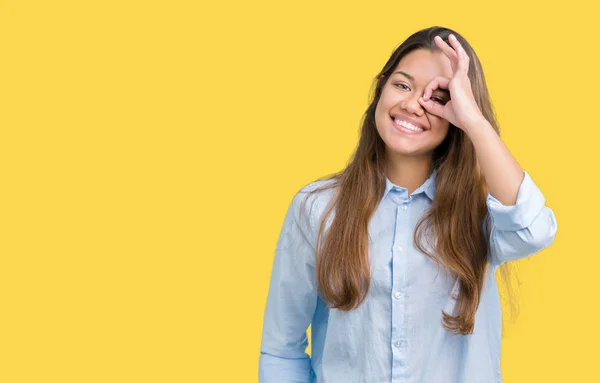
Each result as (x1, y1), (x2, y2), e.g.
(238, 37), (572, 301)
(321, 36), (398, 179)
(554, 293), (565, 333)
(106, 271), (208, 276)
(393, 70), (415, 81)
(392, 70), (451, 97)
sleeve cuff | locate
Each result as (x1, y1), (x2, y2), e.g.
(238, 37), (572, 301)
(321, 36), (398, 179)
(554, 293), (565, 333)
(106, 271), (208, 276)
(486, 170), (547, 232)
(259, 352), (312, 383)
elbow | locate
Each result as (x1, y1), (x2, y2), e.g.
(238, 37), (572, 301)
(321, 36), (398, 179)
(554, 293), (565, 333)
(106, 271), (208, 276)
(516, 207), (558, 257)
(490, 207), (558, 266)
(532, 207), (558, 251)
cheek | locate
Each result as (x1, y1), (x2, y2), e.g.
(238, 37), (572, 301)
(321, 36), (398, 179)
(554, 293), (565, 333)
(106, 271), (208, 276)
(374, 101), (389, 127)
(377, 88), (396, 109)
(429, 116), (450, 132)
(374, 100), (382, 117)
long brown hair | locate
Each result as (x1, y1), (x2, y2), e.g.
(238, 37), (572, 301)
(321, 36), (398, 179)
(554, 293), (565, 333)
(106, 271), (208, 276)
(299, 26), (519, 335)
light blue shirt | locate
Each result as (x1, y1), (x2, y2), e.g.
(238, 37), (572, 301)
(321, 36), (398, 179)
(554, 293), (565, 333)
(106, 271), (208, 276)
(259, 170), (558, 383)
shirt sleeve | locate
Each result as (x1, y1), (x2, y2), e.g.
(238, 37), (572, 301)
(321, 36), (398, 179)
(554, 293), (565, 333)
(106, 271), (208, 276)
(485, 170), (558, 267)
(259, 186), (319, 383)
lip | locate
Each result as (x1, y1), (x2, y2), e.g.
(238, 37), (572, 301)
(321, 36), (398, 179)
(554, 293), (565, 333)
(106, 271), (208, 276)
(391, 115), (427, 135)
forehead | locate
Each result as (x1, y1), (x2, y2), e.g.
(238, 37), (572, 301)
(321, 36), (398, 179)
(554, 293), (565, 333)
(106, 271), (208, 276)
(392, 49), (453, 86)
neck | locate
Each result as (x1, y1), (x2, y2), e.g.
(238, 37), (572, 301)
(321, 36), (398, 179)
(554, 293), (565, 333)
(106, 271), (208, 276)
(384, 152), (433, 195)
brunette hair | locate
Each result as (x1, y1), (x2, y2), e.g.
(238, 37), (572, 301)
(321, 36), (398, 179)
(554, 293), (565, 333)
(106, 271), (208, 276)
(299, 26), (518, 335)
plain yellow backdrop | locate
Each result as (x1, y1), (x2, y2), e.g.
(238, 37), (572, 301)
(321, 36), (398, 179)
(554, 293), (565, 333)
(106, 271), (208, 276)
(1, 0), (597, 381)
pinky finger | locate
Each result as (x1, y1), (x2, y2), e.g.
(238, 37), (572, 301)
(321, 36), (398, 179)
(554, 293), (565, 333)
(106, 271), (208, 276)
(458, 46), (469, 72)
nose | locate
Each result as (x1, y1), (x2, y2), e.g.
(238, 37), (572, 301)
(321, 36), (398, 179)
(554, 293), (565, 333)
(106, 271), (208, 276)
(401, 93), (424, 116)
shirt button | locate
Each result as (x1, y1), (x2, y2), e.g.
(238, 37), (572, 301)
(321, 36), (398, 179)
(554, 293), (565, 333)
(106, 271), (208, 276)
(401, 204), (408, 211)
(393, 245), (403, 252)
(394, 341), (403, 348)
(394, 291), (403, 299)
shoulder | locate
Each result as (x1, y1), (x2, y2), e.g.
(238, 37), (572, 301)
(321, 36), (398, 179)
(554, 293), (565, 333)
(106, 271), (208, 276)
(291, 177), (339, 229)
(296, 177), (338, 208)
(299, 177), (338, 196)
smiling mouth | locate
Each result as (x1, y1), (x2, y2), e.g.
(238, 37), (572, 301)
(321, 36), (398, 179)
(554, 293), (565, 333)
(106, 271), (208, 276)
(391, 117), (426, 133)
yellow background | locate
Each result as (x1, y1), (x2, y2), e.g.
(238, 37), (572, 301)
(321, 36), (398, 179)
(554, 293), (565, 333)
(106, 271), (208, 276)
(1, 0), (597, 381)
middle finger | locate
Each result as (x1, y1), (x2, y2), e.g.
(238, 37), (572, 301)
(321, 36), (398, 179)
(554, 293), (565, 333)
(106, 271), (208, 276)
(434, 35), (458, 69)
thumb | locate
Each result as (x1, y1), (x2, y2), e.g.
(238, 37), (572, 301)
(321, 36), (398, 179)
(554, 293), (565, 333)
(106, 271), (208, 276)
(418, 97), (444, 118)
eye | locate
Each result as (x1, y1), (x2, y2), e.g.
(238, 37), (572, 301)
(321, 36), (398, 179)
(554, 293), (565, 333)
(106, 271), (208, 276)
(430, 97), (447, 105)
(394, 83), (410, 91)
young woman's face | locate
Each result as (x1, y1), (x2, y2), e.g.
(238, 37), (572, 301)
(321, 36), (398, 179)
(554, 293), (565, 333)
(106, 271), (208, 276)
(375, 48), (454, 160)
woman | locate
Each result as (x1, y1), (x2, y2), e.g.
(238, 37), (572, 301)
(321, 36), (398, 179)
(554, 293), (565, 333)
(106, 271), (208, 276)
(259, 26), (558, 383)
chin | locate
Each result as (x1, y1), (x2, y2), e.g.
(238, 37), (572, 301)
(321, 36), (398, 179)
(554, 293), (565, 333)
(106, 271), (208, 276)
(387, 146), (427, 157)
(385, 141), (434, 157)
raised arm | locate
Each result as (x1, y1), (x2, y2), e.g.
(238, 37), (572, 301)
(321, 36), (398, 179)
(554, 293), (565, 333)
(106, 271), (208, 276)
(484, 169), (558, 267)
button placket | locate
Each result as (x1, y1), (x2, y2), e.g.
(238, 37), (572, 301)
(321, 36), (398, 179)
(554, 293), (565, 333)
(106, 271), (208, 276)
(390, 189), (411, 377)
(394, 340), (405, 348)
(400, 196), (412, 211)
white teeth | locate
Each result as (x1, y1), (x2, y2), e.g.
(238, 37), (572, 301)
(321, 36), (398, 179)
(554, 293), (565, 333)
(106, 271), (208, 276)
(394, 118), (424, 132)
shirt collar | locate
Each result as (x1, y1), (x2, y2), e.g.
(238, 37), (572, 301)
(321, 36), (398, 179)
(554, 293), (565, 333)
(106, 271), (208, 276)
(383, 168), (438, 201)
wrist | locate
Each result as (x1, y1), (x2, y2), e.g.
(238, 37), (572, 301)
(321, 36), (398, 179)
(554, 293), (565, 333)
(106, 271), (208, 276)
(462, 116), (492, 136)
